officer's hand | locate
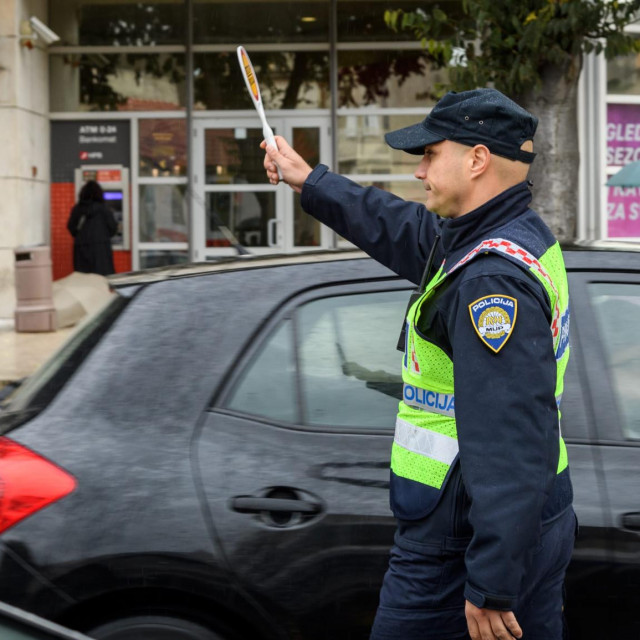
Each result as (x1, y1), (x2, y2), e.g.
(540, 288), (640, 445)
(465, 600), (523, 640)
(261, 136), (313, 193)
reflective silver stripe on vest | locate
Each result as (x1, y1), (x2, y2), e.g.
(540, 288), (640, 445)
(394, 417), (459, 465)
(403, 383), (456, 417)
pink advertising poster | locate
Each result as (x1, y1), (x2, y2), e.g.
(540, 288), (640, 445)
(607, 104), (640, 238)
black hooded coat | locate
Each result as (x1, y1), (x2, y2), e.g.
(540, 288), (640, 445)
(67, 200), (118, 276)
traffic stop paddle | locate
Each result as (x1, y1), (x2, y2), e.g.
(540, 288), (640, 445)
(237, 46), (282, 180)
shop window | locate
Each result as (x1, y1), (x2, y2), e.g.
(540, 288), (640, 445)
(50, 54), (186, 112)
(337, 114), (425, 175)
(338, 49), (448, 108)
(203, 129), (269, 185)
(357, 180), (426, 204)
(605, 103), (640, 238)
(138, 250), (189, 269)
(194, 1), (329, 44)
(139, 120), (187, 178)
(607, 36), (640, 96)
(193, 52), (330, 110)
(292, 127), (321, 247)
(294, 194), (322, 247)
(337, 0), (461, 42)
(139, 185), (188, 243)
(205, 192), (275, 249)
(49, 0), (186, 47)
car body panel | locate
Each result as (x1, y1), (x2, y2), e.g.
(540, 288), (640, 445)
(0, 601), (93, 640)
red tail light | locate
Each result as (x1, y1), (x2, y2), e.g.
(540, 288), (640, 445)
(0, 436), (77, 534)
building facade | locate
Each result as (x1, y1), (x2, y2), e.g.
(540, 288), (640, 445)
(1, 1), (639, 288)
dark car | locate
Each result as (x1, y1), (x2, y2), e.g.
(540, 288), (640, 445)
(0, 248), (638, 640)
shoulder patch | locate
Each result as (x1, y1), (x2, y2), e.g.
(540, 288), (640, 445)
(468, 295), (517, 353)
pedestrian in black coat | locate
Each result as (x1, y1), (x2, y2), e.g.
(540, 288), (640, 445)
(67, 180), (118, 276)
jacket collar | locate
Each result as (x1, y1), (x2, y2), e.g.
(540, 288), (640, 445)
(438, 181), (533, 256)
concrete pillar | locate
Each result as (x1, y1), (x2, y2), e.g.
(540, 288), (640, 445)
(0, 0), (51, 320)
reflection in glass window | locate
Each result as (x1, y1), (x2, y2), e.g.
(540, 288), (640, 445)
(194, 1), (329, 44)
(49, 0), (186, 46)
(204, 129), (270, 185)
(50, 54), (186, 112)
(297, 291), (406, 427)
(227, 320), (298, 423)
(353, 181), (427, 209)
(338, 50), (448, 108)
(139, 185), (187, 243)
(194, 52), (329, 110)
(206, 192), (275, 248)
(139, 250), (189, 270)
(607, 37), (640, 95)
(338, 114), (426, 175)
(139, 119), (187, 178)
(293, 127), (321, 246)
(294, 194), (321, 247)
(338, 0), (461, 42)
(333, 181), (427, 248)
(590, 283), (640, 439)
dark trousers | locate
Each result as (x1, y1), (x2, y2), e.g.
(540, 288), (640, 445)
(370, 508), (577, 640)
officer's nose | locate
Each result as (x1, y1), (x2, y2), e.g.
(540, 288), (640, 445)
(415, 157), (428, 180)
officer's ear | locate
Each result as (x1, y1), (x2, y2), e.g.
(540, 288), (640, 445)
(468, 145), (491, 179)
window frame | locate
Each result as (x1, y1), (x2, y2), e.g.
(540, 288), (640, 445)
(212, 276), (411, 435)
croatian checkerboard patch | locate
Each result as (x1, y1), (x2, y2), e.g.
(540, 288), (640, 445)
(468, 295), (517, 353)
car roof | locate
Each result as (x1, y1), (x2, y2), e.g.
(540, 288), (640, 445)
(108, 249), (372, 289)
(107, 243), (640, 291)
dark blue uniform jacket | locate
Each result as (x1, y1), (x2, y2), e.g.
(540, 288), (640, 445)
(301, 165), (574, 611)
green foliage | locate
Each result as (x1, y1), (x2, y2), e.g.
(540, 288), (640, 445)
(385, 0), (640, 97)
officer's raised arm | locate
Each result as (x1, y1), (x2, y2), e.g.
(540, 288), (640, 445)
(261, 136), (439, 284)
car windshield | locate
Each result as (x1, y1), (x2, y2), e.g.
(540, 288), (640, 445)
(0, 293), (129, 424)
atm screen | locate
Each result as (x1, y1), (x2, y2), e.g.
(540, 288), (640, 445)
(103, 190), (124, 245)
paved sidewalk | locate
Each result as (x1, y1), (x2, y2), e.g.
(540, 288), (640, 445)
(0, 273), (112, 387)
(0, 318), (74, 385)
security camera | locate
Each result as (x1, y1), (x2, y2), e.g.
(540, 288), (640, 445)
(29, 17), (60, 45)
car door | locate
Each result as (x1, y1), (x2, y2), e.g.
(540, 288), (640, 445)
(196, 279), (410, 639)
(566, 269), (640, 636)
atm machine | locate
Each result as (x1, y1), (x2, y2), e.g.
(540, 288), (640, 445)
(74, 164), (130, 250)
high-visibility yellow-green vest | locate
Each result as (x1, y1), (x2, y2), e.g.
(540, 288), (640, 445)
(392, 238), (570, 511)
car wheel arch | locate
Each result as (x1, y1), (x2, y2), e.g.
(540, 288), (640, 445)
(55, 587), (275, 640)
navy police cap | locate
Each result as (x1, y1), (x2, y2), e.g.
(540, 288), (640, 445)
(384, 88), (538, 164)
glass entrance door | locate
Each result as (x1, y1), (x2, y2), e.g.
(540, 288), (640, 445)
(193, 116), (330, 259)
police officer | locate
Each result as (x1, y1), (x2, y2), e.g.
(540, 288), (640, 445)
(262, 89), (576, 640)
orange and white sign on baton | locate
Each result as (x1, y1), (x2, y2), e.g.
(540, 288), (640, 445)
(237, 46), (281, 179)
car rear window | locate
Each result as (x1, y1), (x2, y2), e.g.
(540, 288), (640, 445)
(0, 293), (129, 429)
